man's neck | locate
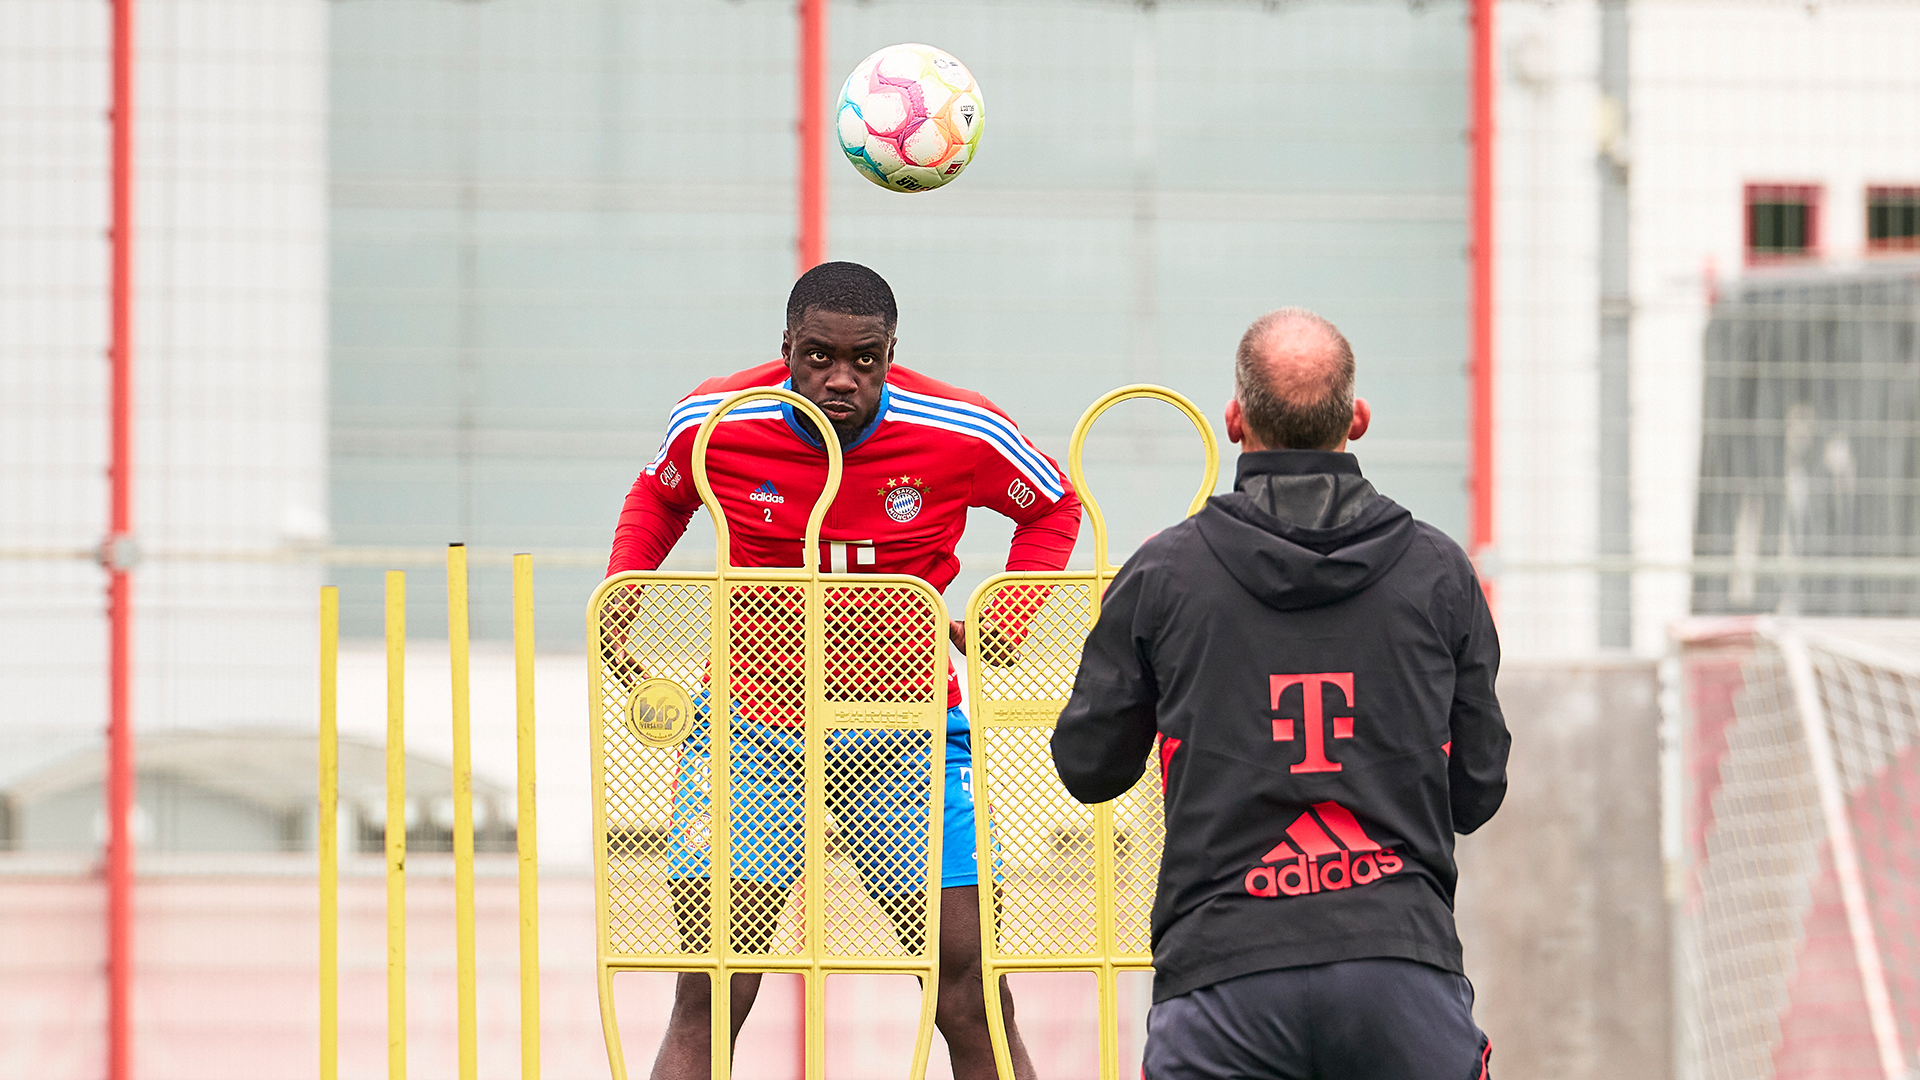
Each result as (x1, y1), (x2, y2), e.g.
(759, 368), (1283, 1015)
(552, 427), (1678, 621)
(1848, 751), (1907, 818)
(1234, 450), (1376, 528)
(1241, 439), (1347, 454)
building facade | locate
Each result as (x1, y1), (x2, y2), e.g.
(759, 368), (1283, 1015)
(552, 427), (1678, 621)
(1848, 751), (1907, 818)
(1494, 0), (1920, 654)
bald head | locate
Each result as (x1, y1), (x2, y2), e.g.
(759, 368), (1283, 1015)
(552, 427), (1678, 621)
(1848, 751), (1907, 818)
(1233, 308), (1357, 451)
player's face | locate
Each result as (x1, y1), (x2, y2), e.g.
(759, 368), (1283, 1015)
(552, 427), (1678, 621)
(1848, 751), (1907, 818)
(781, 309), (895, 447)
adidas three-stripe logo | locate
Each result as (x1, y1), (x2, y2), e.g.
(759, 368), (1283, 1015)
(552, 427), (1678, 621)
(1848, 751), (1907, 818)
(748, 481), (786, 504)
(1244, 801), (1404, 898)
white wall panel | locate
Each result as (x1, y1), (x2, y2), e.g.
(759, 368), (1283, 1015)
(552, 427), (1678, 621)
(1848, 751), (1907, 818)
(0, 0), (328, 739)
(0, 1), (113, 734)
(1495, 0), (1605, 657)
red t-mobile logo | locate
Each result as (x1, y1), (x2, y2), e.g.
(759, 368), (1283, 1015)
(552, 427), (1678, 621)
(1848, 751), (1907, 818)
(1269, 673), (1355, 774)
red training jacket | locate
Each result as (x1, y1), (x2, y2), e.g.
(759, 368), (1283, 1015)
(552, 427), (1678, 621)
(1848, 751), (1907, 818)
(608, 361), (1082, 711)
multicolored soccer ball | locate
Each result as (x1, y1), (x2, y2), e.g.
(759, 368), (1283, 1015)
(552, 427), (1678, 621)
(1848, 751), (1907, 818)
(836, 44), (984, 193)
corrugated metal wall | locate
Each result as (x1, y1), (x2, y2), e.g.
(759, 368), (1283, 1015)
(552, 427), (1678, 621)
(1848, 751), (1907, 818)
(328, 0), (1472, 643)
(1693, 266), (1920, 617)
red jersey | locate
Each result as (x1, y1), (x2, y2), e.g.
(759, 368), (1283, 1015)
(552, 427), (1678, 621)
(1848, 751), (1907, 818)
(609, 361), (1082, 710)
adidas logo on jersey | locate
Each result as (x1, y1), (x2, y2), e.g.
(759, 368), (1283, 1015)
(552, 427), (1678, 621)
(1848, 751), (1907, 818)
(1244, 801), (1403, 898)
(748, 481), (786, 504)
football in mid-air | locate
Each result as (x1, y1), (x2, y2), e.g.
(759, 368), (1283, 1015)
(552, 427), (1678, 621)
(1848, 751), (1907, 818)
(836, 43), (983, 193)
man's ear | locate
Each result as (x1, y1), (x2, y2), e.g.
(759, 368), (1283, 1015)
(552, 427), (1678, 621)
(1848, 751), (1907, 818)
(779, 327), (793, 366)
(1225, 397), (1247, 445)
(884, 333), (897, 368)
(1347, 397), (1371, 443)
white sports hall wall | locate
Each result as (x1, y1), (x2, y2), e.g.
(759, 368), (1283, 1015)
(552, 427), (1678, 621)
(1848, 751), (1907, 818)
(0, 0), (327, 751)
(1494, 0), (1605, 657)
(1494, 0), (1920, 656)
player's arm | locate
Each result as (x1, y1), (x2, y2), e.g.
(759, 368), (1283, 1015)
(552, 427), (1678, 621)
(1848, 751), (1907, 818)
(990, 456), (1080, 575)
(961, 421), (1083, 656)
(1446, 562), (1510, 834)
(1052, 560), (1160, 804)
(607, 432), (701, 577)
(602, 422), (703, 685)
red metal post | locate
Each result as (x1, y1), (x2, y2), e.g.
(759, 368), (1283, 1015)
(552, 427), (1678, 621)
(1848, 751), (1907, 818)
(796, 0), (827, 274)
(106, 0), (137, 1075)
(794, 0), (828, 1057)
(792, 0), (826, 1048)
(1468, 0), (1497, 600)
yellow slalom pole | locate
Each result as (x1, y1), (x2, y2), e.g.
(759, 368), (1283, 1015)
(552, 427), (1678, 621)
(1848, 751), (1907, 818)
(319, 586), (339, 1080)
(385, 571), (408, 1080)
(448, 544), (478, 1080)
(513, 553), (541, 1080)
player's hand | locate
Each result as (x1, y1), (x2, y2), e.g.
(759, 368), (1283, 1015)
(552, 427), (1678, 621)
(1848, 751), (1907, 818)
(604, 646), (647, 688)
(598, 594), (648, 688)
(952, 618), (1018, 667)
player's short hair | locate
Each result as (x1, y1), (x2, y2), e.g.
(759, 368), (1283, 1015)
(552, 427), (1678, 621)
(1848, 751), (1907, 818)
(1234, 308), (1356, 451)
(786, 261), (899, 333)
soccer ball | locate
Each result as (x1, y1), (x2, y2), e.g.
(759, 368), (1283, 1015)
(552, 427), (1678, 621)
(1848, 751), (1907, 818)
(836, 43), (984, 193)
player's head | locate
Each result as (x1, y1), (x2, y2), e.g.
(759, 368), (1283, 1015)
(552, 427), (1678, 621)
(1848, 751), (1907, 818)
(1226, 308), (1370, 453)
(781, 261), (898, 447)
(785, 261), (898, 334)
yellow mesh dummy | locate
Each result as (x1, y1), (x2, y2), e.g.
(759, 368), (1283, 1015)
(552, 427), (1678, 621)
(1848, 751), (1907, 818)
(589, 389), (948, 1080)
(966, 386), (1219, 1080)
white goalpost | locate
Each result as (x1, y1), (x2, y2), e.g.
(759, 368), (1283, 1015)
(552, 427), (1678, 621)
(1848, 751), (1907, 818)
(1669, 617), (1920, 1080)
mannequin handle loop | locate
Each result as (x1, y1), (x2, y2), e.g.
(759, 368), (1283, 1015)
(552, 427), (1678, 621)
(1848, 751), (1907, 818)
(1065, 385), (1220, 578)
(689, 388), (844, 573)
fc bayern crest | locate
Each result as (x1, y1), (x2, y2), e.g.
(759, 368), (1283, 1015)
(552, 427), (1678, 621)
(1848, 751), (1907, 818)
(880, 476), (929, 523)
(885, 486), (924, 523)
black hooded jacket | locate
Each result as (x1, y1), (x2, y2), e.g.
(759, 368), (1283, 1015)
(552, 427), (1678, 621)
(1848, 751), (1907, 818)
(1052, 449), (1509, 1002)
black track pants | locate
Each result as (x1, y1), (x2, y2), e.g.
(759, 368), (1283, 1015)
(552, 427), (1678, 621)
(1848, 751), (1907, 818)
(1143, 958), (1492, 1080)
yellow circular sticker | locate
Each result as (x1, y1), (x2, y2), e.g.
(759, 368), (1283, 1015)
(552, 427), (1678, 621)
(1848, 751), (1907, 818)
(624, 678), (695, 747)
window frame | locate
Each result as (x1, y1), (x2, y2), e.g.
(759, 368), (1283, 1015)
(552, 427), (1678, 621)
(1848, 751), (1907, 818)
(1866, 185), (1920, 253)
(1743, 182), (1823, 264)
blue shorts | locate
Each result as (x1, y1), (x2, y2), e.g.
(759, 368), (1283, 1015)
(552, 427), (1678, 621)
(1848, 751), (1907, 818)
(667, 700), (980, 895)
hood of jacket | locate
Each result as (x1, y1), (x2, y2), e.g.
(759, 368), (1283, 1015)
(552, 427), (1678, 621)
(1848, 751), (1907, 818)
(1193, 449), (1417, 610)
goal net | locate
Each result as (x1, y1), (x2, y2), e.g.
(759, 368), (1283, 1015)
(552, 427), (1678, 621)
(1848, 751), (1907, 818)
(1672, 617), (1920, 1080)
